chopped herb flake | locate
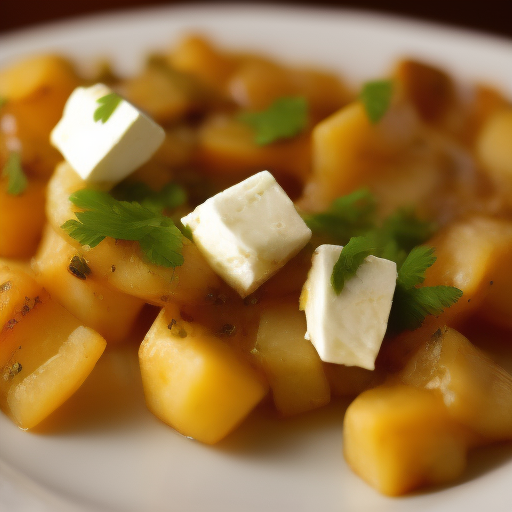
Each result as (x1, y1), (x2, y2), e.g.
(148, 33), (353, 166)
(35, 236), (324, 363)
(2, 152), (27, 195)
(61, 189), (184, 268)
(94, 92), (123, 123)
(360, 79), (394, 124)
(68, 255), (92, 280)
(238, 96), (308, 145)
(331, 236), (378, 294)
(111, 181), (187, 212)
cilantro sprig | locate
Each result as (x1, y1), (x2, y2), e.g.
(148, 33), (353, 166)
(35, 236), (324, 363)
(94, 92), (123, 123)
(310, 189), (460, 331)
(2, 152), (27, 195)
(304, 188), (377, 242)
(61, 189), (184, 268)
(331, 242), (462, 332)
(360, 79), (394, 124)
(111, 181), (187, 212)
(238, 96), (308, 145)
(305, 189), (435, 262)
(331, 236), (377, 294)
(388, 247), (463, 332)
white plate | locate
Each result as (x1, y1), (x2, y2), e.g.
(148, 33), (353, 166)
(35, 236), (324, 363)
(1, 5), (511, 512)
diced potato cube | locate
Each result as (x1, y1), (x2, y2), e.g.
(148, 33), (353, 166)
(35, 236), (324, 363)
(0, 269), (106, 429)
(324, 363), (377, 397)
(253, 303), (330, 416)
(7, 326), (106, 429)
(0, 178), (46, 259)
(139, 305), (268, 444)
(343, 385), (471, 496)
(400, 327), (512, 441)
(33, 226), (145, 343)
(196, 113), (311, 186)
(300, 101), (420, 210)
(0, 55), (81, 179)
(476, 108), (512, 204)
(226, 55), (351, 120)
(0, 264), (43, 330)
(123, 64), (216, 124)
(169, 35), (236, 90)
(394, 59), (455, 124)
(46, 162), (224, 306)
(424, 215), (512, 328)
(464, 84), (510, 143)
(0, 55), (78, 101)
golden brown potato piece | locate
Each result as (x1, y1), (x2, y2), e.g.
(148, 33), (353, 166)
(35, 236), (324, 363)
(253, 302), (330, 416)
(0, 177), (46, 258)
(343, 385), (474, 496)
(324, 363), (377, 397)
(0, 55), (81, 179)
(46, 162), (224, 306)
(169, 35), (237, 91)
(299, 100), (422, 211)
(424, 215), (512, 328)
(139, 304), (268, 444)
(122, 62), (221, 125)
(195, 113), (311, 190)
(0, 264), (43, 330)
(0, 265), (106, 429)
(33, 226), (146, 343)
(394, 59), (455, 124)
(400, 326), (512, 441)
(227, 56), (351, 121)
(476, 108), (512, 205)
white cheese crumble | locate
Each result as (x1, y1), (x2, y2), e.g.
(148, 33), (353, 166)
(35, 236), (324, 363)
(50, 83), (165, 185)
(301, 244), (397, 370)
(181, 170), (312, 297)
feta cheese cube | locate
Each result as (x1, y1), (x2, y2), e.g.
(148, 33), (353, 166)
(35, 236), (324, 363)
(50, 83), (165, 184)
(181, 171), (312, 297)
(301, 244), (397, 370)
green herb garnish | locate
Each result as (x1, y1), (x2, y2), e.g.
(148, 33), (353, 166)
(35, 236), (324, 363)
(93, 92), (123, 123)
(2, 152), (27, 195)
(111, 181), (187, 212)
(360, 79), (393, 124)
(61, 189), (184, 268)
(68, 255), (92, 280)
(388, 247), (463, 332)
(238, 96), (308, 145)
(304, 189), (435, 263)
(303, 188), (376, 242)
(0, 97), (7, 109)
(331, 236), (378, 294)
(315, 189), (460, 330)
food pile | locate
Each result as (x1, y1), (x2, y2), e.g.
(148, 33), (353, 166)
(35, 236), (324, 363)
(1, 35), (511, 496)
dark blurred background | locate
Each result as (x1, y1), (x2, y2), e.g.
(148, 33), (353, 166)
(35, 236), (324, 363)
(1, 0), (511, 39)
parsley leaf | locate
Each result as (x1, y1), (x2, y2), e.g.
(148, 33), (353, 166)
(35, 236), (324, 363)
(111, 181), (187, 212)
(381, 209), (436, 255)
(360, 79), (393, 124)
(94, 92), (123, 123)
(61, 189), (184, 267)
(304, 188), (376, 243)
(387, 246), (462, 332)
(390, 285), (463, 332)
(396, 246), (437, 289)
(2, 152), (27, 195)
(238, 96), (308, 145)
(331, 236), (378, 294)
(314, 189), (460, 331)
